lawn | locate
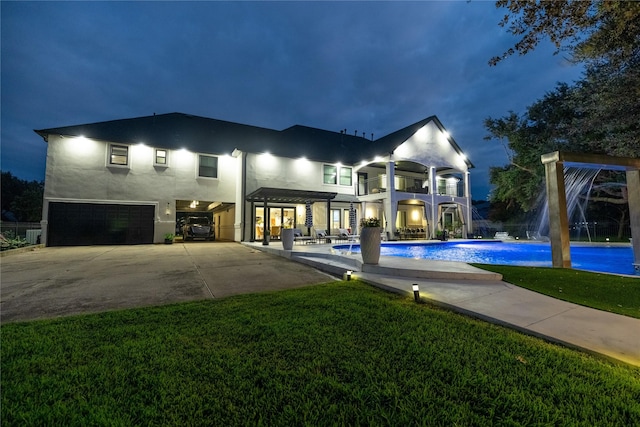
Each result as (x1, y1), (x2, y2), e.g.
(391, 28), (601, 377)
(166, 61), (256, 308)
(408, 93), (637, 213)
(2, 281), (639, 426)
(474, 265), (640, 319)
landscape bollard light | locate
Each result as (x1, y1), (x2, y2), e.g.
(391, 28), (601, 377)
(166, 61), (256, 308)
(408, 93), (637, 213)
(412, 284), (420, 302)
(345, 270), (352, 281)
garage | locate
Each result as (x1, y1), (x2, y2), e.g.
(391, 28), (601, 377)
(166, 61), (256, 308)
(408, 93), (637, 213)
(47, 202), (155, 246)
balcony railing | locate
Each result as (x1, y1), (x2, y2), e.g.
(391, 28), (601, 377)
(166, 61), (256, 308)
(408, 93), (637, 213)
(359, 173), (462, 197)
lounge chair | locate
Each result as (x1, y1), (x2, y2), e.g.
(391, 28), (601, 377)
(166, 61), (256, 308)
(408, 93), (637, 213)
(494, 231), (514, 240)
(293, 228), (314, 244)
(315, 229), (332, 243)
(338, 228), (359, 242)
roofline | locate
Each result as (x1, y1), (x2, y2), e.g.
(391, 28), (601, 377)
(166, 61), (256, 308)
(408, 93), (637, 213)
(33, 112), (474, 168)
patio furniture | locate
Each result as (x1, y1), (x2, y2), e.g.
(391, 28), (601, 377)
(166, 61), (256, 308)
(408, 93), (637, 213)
(494, 231), (514, 240)
(338, 228), (359, 242)
(293, 228), (314, 244)
(270, 226), (281, 240)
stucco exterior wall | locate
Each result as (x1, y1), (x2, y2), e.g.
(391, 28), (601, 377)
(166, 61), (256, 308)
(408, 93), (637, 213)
(244, 153), (355, 196)
(393, 122), (469, 173)
(41, 135), (237, 243)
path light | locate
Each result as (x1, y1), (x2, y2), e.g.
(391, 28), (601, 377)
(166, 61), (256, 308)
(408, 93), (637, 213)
(345, 270), (352, 281)
(412, 284), (420, 302)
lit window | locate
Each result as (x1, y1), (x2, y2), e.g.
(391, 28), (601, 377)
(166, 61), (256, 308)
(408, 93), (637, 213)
(109, 144), (129, 166)
(198, 155), (218, 178)
(323, 165), (337, 185)
(155, 149), (167, 165)
(339, 167), (352, 186)
(324, 165), (352, 186)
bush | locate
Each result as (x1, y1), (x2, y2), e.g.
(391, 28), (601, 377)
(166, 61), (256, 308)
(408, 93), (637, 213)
(0, 235), (30, 251)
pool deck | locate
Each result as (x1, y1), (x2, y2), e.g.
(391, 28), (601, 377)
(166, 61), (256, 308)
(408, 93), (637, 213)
(244, 239), (640, 367)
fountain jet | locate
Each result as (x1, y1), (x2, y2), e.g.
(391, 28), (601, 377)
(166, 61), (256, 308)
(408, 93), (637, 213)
(541, 151), (640, 271)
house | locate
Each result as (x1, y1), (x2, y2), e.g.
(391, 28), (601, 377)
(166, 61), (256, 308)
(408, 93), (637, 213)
(34, 112), (474, 246)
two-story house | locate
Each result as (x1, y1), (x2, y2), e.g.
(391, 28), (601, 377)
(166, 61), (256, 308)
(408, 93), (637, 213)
(34, 112), (474, 246)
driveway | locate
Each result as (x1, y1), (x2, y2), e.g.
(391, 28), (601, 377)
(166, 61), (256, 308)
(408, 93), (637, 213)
(0, 243), (335, 323)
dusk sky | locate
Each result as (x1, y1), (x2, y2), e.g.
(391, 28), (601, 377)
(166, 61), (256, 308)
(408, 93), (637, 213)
(1, 1), (584, 199)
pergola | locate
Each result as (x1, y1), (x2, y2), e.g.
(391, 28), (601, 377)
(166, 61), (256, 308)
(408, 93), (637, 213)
(541, 151), (640, 271)
(245, 187), (338, 245)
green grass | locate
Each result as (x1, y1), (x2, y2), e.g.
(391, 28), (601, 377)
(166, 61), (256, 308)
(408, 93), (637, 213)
(2, 281), (639, 426)
(474, 265), (640, 319)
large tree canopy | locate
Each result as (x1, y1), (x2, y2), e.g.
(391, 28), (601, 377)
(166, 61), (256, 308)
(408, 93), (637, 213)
(485, 67), (639, 210)
(1, 171), (44, 222)
(486, 1), (639, 238)
(491, 0), (640, 68)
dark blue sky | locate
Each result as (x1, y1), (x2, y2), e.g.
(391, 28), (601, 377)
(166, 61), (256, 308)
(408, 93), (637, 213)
(1, 1), (583, 199)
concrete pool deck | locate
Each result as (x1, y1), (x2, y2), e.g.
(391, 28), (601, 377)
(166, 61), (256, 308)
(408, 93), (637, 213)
(245, 240), (640, 367)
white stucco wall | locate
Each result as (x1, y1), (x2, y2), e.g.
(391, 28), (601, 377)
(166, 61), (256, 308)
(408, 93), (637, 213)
(42, 135), (238, 243)
(244, 152), (355, 196)
(393, 121), (469, 173)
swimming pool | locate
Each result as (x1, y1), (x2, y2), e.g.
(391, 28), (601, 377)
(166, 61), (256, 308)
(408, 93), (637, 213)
(333, 241), (638, 276)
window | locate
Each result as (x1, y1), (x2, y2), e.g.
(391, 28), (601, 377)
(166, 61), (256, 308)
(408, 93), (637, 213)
(198, 155), (218, 178)
(324, 164), (352, 186)
(155, 149), (167, 166)
(109, 144), (129, 166)
(323, 165), (337, 185)
(331, 209), (341, 231)
(339, 167), (352, 186)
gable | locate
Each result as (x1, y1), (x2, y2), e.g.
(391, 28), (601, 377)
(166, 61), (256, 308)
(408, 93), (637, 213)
(391, 120), (472, 172)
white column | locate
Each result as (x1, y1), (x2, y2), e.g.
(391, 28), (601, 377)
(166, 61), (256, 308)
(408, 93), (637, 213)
(429, 166), (437, 238)
(465, 171), (473, 235)
(385, 157), (397, 237)
(626, 169), (640, 269)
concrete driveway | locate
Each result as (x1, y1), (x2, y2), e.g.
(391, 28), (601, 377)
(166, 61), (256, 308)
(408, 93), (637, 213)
(0, 242), (335, 323)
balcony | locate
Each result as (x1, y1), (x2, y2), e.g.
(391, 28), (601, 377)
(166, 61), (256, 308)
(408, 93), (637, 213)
(359, 173), (462, 197)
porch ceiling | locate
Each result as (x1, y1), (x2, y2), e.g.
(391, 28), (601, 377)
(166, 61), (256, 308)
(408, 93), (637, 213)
(369, 161), (457, 174)
(246, 187), (338, 203)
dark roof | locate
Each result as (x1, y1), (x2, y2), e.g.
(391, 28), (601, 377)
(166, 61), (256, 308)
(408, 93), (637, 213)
(35, 112), (472, 167)
(245, 187), (338, 203)
(35, 113), (280, 156)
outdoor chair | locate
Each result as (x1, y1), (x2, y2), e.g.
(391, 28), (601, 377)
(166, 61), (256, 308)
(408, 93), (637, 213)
(315, 229), (331, 243)
(338, 228), (359, 242)
(270, 226), (281, 240)
(494, 231), (514, 240)
(293, 228), (314, 244)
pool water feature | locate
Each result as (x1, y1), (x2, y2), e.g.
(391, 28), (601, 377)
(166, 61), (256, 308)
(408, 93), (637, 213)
(333, 241), (638, 276)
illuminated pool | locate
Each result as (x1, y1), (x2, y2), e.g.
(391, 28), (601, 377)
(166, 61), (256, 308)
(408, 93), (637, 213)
(333, 241), (638, 276)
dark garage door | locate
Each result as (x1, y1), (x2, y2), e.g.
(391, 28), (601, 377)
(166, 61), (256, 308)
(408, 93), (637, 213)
(48, 202), (155, 246)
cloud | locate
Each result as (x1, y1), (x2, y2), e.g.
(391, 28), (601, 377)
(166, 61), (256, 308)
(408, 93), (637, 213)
(1, 1), (584, 196)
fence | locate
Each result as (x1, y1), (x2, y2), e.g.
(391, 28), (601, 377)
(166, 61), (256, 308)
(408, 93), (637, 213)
(489, 222), (632, 243)
(0, 222), (42, 240)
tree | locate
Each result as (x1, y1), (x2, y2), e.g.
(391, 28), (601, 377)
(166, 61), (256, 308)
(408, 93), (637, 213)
(568, 60), (640, 157)
(485, 81), (632, 237)
(1, 171), (44, 222)
(487, 1), (638, 238)
(484, 83), (582, 212)
(491, 1), (640, 68)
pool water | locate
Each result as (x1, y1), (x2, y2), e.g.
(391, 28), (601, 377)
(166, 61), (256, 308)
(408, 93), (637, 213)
(333, 241), (638, 276)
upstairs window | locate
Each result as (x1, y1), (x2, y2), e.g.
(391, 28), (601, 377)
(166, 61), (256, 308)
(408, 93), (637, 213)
(323, 165), (337, 185)
(324, 164), (352, 186)
(109, 144), (129, 166)
(155, 149), (168, 166)
(198, 154), (218, 178)
(339, 167), (352, 186)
